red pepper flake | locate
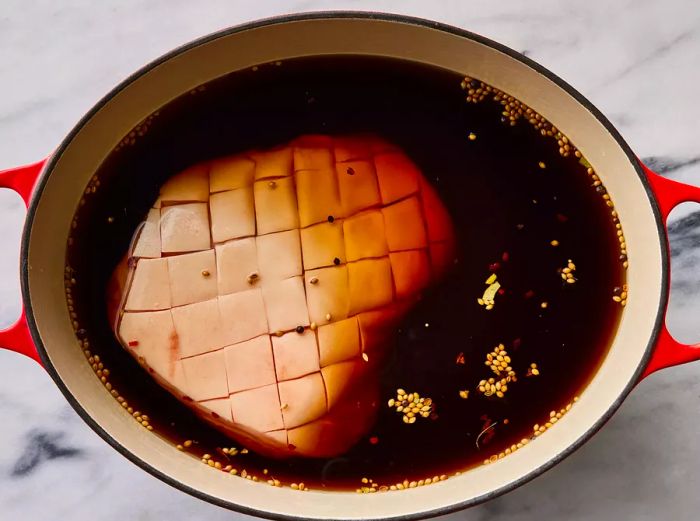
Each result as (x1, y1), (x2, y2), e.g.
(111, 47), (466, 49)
(501, 251), (510, 262)
(498, 288), (506, 296)
(524, 290), (535, 299)
(489, 262), (501, 272)
(556, 213), (569, 223)
(369, 436), (379, 445)
(455, 352), (466, 365)
(128, 340), (139, 347)
(503, 418), (510, 425)
(512, 338), (522, 349)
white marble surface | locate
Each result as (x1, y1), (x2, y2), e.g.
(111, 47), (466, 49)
(1, 1), (699, 520)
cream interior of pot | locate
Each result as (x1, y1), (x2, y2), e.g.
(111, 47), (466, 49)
(24, 16), (663, 520)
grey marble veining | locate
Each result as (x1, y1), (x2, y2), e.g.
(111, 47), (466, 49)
(0, 1), (699, 520)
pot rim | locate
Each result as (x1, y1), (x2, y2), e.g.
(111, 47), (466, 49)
(19, 11), (668, 521)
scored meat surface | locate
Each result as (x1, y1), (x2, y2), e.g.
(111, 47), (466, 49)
(108, 135), (456, 458)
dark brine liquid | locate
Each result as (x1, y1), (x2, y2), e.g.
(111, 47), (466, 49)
(66, 56), (626, 491)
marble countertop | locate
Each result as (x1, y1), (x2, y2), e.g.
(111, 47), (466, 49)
(1, 1), (699, 520)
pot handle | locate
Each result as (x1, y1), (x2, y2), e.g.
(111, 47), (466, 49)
(640, 162), (700, 378)
(0, 160), (46, 365)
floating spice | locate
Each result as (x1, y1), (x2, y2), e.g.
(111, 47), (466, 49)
(356, 477), (379, 494)
(388, 389), (434, 424)
(357, 474), (448, 493)
(478, 273), (501, 311)
(478, 344), (517, 398)
(579, 156), (592, 169)
(559, 259), (577, 284)
(484, 343), (515, 378)
(612, 284), (628, 306)
(532, 398), (578, 437)
(526, 363), (540, 377)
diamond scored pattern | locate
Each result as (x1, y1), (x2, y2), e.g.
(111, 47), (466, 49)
(113, 135), (454, 457)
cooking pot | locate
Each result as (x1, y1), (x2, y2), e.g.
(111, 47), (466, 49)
(0, 12), (698, 521)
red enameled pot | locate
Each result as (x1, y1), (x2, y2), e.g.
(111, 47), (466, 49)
(0, 12), (698, 521)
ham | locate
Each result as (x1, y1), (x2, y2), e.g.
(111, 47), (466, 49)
(109, 135), (456, 458)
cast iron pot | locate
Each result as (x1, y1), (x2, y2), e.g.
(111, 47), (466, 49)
(0, 12), (698, 521)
